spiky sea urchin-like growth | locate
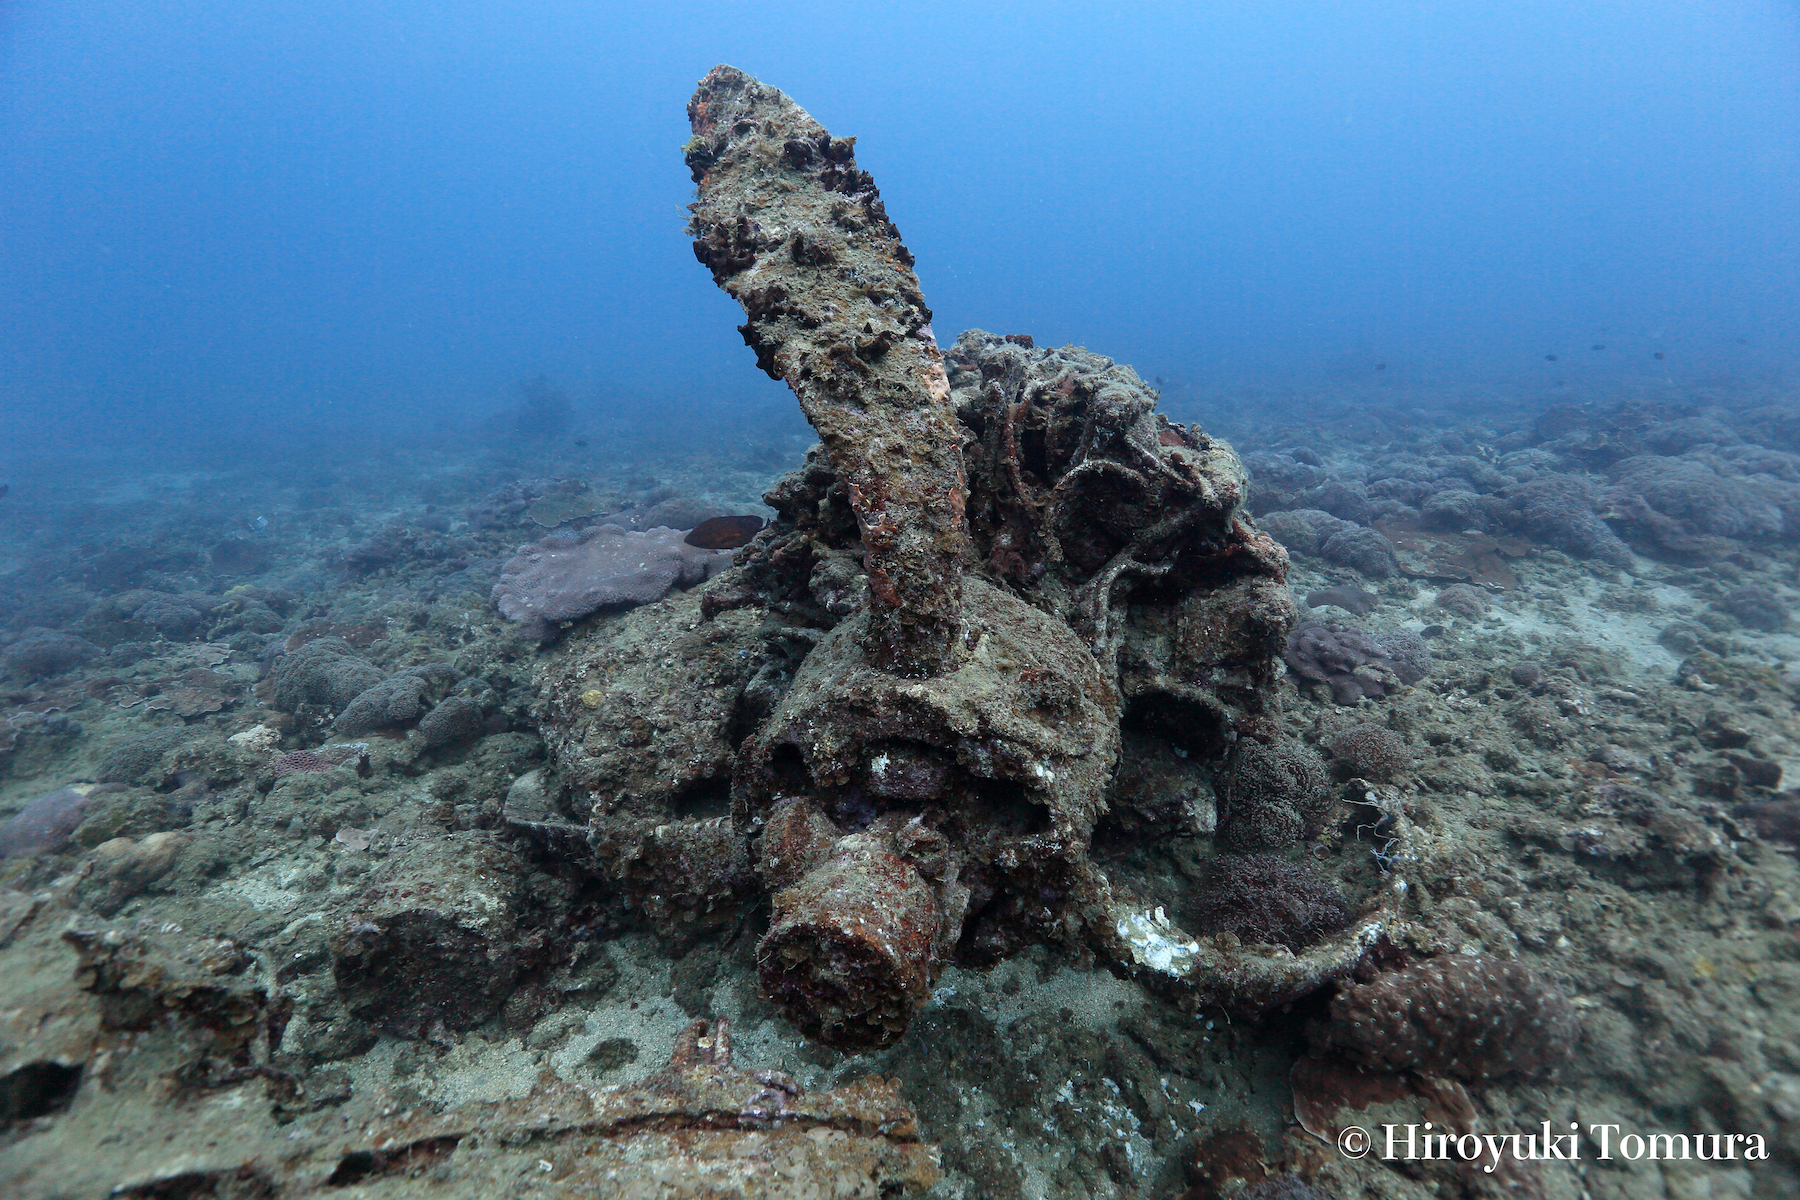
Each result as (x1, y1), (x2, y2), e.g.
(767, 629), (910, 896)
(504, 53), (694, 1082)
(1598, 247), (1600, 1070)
(1192, 853), (1352, 950)
(1217, 739), (1331, 851)
(1325, 723), (1413, 782)
(1314, 955), (1578, 1081)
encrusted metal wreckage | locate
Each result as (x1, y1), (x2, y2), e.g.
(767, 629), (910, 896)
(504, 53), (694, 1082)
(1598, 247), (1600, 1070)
(539, 64), (1410, 1054)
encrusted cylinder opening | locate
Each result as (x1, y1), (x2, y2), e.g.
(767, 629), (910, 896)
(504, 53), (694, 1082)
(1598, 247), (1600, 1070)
(756, 835), (941, 1049)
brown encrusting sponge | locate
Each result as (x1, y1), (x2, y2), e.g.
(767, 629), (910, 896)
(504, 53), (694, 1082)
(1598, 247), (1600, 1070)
(1314, 954), (1579, 1081)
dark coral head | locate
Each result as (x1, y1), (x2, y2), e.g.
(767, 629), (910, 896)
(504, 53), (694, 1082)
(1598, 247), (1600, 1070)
(1191, 853), (1352, 950)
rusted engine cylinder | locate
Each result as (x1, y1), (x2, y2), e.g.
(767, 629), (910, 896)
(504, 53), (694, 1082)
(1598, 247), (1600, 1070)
(758, 830), (942, 1049)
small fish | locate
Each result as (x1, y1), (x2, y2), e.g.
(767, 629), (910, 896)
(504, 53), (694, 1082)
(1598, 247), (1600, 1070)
(1654, 352), (1666, 360)
(1544, 354), (1558, 361)
(0, 483), (8, 498)
(685, 515), (766, 549)
(1591, 344), (1606, 351)
(574, 438), (589, 447)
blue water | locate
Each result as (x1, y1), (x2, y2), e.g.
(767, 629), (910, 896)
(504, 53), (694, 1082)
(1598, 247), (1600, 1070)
(4, 0), (1797, 457)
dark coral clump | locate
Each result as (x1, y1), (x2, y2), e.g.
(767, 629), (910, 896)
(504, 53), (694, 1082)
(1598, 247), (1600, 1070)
(1256, 509), (1400, 578)
(98, 726), (192, 786)
(1216, 739), (1331, 851)
(1318, 524), (1399, 578)
(1604, 454), (1786, 556)
(1, 629), (100, 682)
(1719, 585), (1787, 632)
(1314, 955), (1578, 1081)
(1325, 724), (1413, 782)
(1244, 452), (1324, 515)
(1283, 622), (1430, 705)
(334, 664), (461, 735)
(1504, 475), (1633, 566)
(1509, 661), (1544, 687)
(131, 595), (208, 640)
(1191, 853), (1351, 950)
(270, 637), (386, 713)
(1373, 627), (1431, 681)
(1433, 583), (1488, 617)
(1421, 488), (1489, 531)
(1255, 509), (1332, 557)
(414, 693), (487, 748)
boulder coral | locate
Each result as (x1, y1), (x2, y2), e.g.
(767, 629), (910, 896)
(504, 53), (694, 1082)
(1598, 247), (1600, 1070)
(491, 524), (730, 642)
(1312, 955), (1578, 1081)
(270, 637), (385, 713)
(1283, 622), (1430, 705)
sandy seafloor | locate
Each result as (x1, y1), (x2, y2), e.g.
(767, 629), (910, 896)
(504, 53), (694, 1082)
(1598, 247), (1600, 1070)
(0, 368), (1797, 1200)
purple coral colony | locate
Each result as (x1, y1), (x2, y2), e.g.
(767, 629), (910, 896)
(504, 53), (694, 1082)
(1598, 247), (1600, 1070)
(0, 65), (1797, 1200)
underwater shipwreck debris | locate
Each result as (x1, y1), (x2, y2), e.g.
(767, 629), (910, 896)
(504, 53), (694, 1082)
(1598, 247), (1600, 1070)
(329, 832), (533, 1037)
(530, 64), (1406, 1054)
(736, 576), (1121, 1047)
(322, 1018), (941, 1197)
(679, 64), (1400, 1041)
(686, 64), (968, 678)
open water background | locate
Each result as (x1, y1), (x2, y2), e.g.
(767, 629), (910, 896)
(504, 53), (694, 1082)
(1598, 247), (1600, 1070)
(3, 0), (1798, 463)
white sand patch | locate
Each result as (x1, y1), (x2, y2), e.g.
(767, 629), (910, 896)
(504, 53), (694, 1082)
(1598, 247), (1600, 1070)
(419, 1036), (541, 1107)
(925, 954), (1151, 1040)
(1437, 565), (1686, 683)
(210, 868), (312, 914)
(546, 937), (693, 1086)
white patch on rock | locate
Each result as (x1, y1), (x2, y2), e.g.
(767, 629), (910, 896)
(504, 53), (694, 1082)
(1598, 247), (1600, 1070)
(1115, 907), (1201, 978)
